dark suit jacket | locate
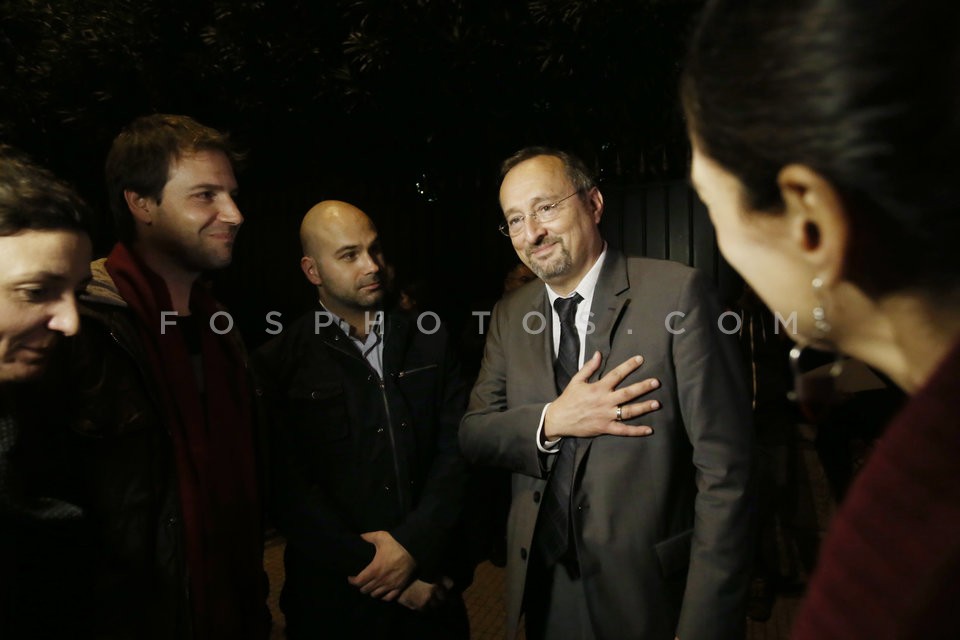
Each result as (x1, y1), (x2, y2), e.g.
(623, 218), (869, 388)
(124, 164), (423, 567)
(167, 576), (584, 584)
(460, 251), (753, 640)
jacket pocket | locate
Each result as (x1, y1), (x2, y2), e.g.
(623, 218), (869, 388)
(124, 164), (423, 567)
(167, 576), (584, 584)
(394, 364), (440, 424)
(396, 364), (439, 378)
(654, 527), (693, 578)
(286, 382), (349, 442)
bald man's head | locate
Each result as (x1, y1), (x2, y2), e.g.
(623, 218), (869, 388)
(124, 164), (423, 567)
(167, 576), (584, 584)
(299, 200), (385, 325)
(299, 200), (367, 257)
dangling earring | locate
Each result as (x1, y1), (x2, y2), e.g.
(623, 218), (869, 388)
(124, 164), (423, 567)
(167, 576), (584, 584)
(811, 277), (831, 336)
(788, 277), (843, 421)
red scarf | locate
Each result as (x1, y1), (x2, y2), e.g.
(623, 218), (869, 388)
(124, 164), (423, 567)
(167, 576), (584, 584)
(105, 243), (265, 639)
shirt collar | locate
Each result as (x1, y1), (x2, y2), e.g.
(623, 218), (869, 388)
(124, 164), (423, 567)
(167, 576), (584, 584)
(318, 302), (383, 344)
(545, 243), (607, 306)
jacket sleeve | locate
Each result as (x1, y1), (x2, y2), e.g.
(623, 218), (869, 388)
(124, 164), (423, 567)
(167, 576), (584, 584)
(459, 301), (552, 479)
(389, 327), (469, 582)
(254, 337), (375, 578)
(672, 270), (754, 640)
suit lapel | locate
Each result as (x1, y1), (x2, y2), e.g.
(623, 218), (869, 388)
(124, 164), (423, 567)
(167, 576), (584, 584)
(584, 250), (631, 378)
(577, 249), (631, 469)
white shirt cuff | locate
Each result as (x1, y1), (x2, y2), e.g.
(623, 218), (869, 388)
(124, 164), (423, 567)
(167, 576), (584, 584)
(536, 403), (562, 453)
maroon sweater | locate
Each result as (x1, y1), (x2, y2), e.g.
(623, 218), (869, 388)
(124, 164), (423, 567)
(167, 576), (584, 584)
(792, 342), (960, 639)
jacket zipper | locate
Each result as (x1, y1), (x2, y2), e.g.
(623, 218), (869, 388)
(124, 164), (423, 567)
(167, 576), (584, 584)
(327, 334), (406, 512)
(396, 364), (437, 378)
(375, 373), (406, 512)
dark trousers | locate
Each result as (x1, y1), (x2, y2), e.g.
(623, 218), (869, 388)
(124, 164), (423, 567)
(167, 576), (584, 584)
(283, 582), (469, 640)
(523, 548), (595, 640)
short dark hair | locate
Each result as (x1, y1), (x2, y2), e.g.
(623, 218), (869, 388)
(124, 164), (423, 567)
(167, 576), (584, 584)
(499, 146), (597, 194)
(681, 0), (960, 296)
(0, 145), (90, 237)
(105, 114), (241, 243)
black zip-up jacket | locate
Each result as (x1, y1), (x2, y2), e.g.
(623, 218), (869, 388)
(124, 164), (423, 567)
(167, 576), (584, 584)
(254, 306), (469, 623)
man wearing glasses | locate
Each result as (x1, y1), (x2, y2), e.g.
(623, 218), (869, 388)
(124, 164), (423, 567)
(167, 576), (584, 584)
(460, 147), (753, 640)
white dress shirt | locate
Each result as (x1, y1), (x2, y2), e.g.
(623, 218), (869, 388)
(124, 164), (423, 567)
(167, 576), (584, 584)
(537, 246), (608, 452)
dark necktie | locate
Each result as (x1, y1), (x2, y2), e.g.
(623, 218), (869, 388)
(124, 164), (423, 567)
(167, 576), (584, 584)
(537, 292), (583, 571)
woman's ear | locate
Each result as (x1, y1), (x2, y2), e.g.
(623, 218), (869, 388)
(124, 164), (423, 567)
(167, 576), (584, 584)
(778, 164), (850, 286)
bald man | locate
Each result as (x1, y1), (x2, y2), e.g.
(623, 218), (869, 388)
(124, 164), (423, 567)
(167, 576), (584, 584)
(255, 201), (471, 639)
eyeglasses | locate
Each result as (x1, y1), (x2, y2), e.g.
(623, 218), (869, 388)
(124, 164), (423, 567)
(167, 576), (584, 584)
(498, 190), (582, 237)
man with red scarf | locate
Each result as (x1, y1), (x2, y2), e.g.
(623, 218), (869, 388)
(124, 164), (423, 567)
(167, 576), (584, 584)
(50, 114), (268, 639)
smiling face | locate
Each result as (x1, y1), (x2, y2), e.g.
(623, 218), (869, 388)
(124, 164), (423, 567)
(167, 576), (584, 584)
(136, 149), (242, 274)
(0, 229), (92, 382)
(499, 155), (604, 295)
(300, 202), (385, 326)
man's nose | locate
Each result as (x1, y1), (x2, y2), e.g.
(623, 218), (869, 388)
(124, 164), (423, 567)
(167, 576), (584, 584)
(361, 251), (381, 273)
(218, 195), (244, 225)
(521, 215), (548, 243)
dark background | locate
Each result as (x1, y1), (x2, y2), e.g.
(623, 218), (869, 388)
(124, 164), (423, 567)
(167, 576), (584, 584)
(1, 0), (723, 346)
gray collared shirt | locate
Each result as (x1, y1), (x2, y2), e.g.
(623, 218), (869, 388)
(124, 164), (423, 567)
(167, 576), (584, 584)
(320, 305), (385, 378)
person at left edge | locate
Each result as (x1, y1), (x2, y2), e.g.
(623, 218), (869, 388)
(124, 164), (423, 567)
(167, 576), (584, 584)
(44, 114), (269, 639)
(255, 200), (470, 639)
(0, 146), (93, 639)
